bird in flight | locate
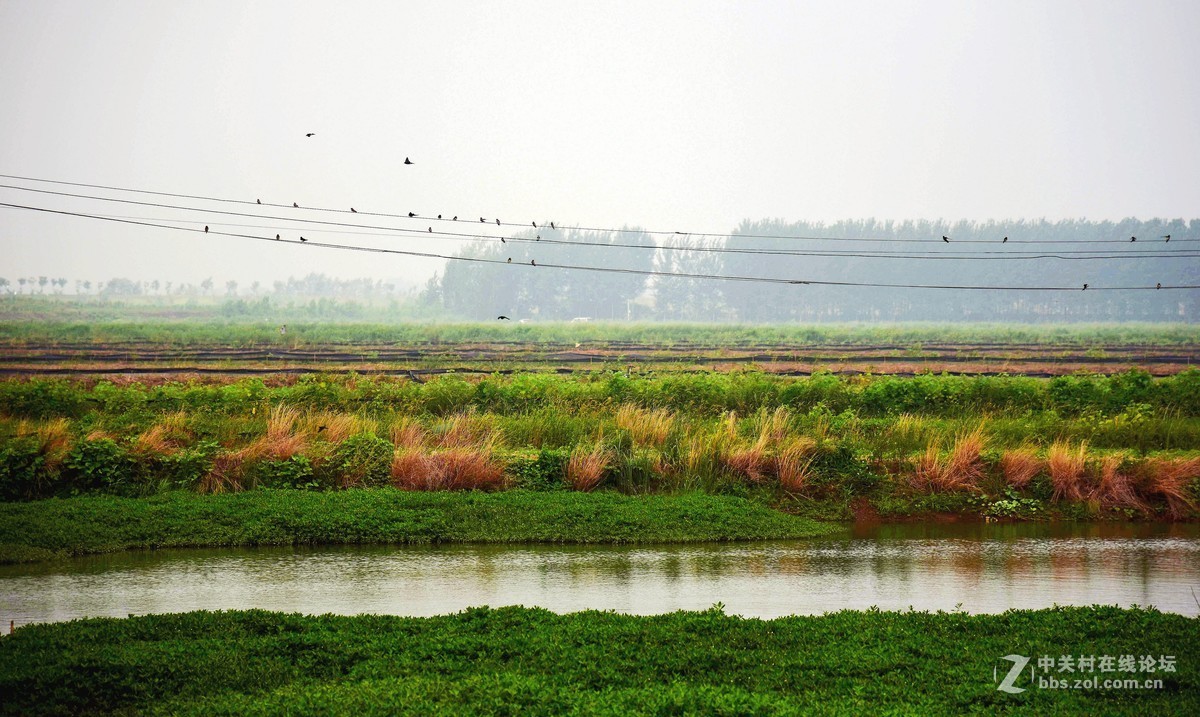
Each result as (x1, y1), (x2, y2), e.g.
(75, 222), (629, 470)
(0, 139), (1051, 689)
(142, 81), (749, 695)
(204, 226), (208, 233)
(305, 133), (315, 137)
(351, 208), (357, 213)
(404, 157), (413, 165)
(1002, 237), (1008, 243)
(1163, 234), (1171, 242)
(497, 315), (510, 320)
(942, 236), (950, 243)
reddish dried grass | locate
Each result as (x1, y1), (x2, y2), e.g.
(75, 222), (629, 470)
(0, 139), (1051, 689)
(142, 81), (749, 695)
(776, 440), (816, 493)
(1048, 441), (1089, 502)
(724, 442), (772, 483)
(1142, 457), (1200, 519)
(911, 427), (985, 492)
(566, 443), (610, 492)
(1000, 449), (1043, 488)
(1092, 454), (1146, 512)
(390, 448), (506, 491)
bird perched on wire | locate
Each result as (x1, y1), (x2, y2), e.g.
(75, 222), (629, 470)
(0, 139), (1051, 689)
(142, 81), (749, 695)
(1002, 237), (1008, 243)
(497, 316), (510, 320)
(300, 237), (307, 243)
(438, 214), (442, 219)
(305, 133), (315, 137)
(506, 258), (511, 263)
(532, 221), (538, 228)
(500, 237), (506, 244)
(942, 236), (950, 243)
(480, 217), (486, 223)
(351, 208), (357, 213)
(1157, 283), (1162, 289)
(453, 216), (458, 221)
(550, 221), (556, 229)
(1163, 235), (1171, 242)
(204, 226), (208, 233)
(404, 157), (413, 165)
(256, 199), (262, 205)
(1082, 283), (1088, 290)
(428, 227), (432, 233)
(275, 234), (280, 240)
(531, 259), (537, 266)
(408, 212), (416, 218)
(495, 218), (500, 226)
(1131, 236), (1137, 242)
(293, 202), (299, 208)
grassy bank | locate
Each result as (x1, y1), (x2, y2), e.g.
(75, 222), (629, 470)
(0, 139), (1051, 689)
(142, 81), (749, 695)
(1, 606), (1195, 715)
(0, 489), (840, 562)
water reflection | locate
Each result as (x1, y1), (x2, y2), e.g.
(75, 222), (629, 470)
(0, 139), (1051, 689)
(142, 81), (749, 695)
(2, 523), (1198, 627)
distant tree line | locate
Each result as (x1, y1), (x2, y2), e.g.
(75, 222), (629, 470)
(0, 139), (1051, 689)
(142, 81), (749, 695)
(424, 218), (1200, 322)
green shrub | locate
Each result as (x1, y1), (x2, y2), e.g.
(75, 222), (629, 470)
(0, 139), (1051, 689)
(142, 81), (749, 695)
(64, 438), (135, 494)
(508, 448), (570, 491)
(251, 456), (317, 490)
(321, 433), (393, 488)
(0, 437), (50, 501)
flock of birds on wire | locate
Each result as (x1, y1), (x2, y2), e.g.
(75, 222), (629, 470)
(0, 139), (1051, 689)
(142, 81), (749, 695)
(198, 132), (1183, 305)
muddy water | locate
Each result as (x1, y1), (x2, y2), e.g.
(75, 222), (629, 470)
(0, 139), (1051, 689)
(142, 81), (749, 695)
(2, 522), (1197, 626)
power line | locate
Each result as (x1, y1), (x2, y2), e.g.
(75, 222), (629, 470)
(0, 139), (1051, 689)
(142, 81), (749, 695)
(2, 183), (1195, 262)
(3, 201), (1194, 292)
(1, 171), (1195, 246)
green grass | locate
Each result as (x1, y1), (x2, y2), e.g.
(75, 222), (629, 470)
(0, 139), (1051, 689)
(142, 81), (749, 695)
(0, 489), (840, 562)
(1, 605), (1195, 715)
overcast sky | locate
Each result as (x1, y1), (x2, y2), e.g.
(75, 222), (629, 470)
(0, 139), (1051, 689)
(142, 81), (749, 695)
(2, 0), (1198, 290)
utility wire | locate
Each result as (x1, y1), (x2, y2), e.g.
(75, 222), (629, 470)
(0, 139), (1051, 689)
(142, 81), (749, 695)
(1, 171), (1195, 246)
(3, 201), (1194, 292)
(2, 183), (1195, 261)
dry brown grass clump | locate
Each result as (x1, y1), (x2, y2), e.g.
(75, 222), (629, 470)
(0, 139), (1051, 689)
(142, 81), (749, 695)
(240, 405), (307, 462)
(1141, 457), (1200, 519)
(30, 418), (74, 469)
(724, 440), (772, 483)
(911, 426), (985, 492)
(615, 404), (675, 448)
(1000, 448), (1043, 488)
(1047, 441), (1089, 502)
(1092, 454), (1146, 512)
(302, 412), (374, 443)
(390, 416), (428, 450)
(431, 412), (499, 450)
(776, 438), (817, 493)
(200, 452), (246, 493)
(390, 448), (506, 491)
(566, 441), (611, 491)
(753, 406), (793, 445)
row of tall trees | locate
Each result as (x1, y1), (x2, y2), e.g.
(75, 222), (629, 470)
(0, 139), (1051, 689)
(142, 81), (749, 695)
(426, 218), (1199, 322)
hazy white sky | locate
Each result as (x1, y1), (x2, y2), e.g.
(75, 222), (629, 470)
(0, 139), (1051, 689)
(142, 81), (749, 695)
(2, 0), (1198, 289)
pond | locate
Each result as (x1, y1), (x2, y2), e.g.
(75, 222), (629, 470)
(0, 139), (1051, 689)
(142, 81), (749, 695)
(3, 522), (1198, 627)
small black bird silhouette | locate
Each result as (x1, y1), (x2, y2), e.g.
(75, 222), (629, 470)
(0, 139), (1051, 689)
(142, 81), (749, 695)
(532, 221), (537, 228)
(497, 316), (510, 320)
(531, 259), (537, 266)
(256, 199), (261, 205)
(942, 236), (950, 243)
(501, 237), (506, 244)
(1131, 236), (1137, 242)
(496, 218), (500, 226)
(1163, 234), (1171, 242)
(306, 133), (315, 137)
(1082, 283), (1088, 290)
(408, 212), (416, 218)
(1002, 237), (1008, 243)
(1157, 283), (1162, 289)
(480, 217), (486, 223)
(438, 214), (443, 219)
(428, 227), (432, 233)
(351, 208), (357, 213)
(317, 425), (327, 432)
(452, 216), (458, 221)
(204, 226), (208, 233)
(293, 202), (299, 208)
(536, 235), (540, 241)
(506, 258), (511, 263)
(275, 234), (280, 240)
(550, 221), (556, 229)
(404, 157), (413, 165)
(300, 237), (307, 243)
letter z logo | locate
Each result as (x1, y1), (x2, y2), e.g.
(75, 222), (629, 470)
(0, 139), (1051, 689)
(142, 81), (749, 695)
(995, 654), (1031, 694)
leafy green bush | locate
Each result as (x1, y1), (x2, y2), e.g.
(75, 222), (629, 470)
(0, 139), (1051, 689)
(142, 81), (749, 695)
(321, 433), (393, 488)
(0, 437), (49, 501)
(250, 456), (316, 490)
(508, 448), (569, 491)
(64, 438), (135, 494)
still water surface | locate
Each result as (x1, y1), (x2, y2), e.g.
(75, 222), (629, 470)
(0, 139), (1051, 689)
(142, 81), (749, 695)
(2, 523), (1198, 626)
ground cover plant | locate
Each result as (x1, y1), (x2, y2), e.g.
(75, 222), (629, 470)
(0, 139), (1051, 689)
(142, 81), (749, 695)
(0, 489), (839, 562)
(0, 605), (1195, 715)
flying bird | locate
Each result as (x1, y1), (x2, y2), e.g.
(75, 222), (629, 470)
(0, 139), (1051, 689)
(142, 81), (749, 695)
(497, 316), (510, 320)
(305, 133), (315, 137)
(942, 236), (950, 243)
(404, 157), (413, 165)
